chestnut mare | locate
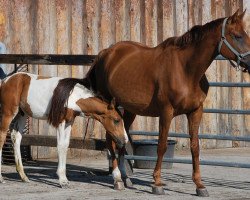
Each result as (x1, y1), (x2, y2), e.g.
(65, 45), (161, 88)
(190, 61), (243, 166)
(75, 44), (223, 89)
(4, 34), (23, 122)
(85, 10), (250, 196)
(0, 72), (128, 188)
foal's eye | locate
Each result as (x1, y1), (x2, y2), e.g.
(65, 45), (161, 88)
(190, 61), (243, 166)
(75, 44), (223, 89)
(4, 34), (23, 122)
(113, 119), (120, 125)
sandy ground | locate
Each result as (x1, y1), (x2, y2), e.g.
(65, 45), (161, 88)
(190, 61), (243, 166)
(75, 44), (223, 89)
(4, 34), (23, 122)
(1, 148), (250, 200)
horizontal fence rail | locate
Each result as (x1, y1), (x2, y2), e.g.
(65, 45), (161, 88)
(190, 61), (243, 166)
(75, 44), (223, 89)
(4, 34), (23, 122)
(129, 131), (250, 142)
(209, 82), (250, 87)
(203, 108), (250, 115)
(0, 54), (96, 65)
(125, 156), (250, 169)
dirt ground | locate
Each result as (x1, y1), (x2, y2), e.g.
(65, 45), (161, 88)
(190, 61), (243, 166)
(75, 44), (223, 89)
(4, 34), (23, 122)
(1, 148), (250, 200)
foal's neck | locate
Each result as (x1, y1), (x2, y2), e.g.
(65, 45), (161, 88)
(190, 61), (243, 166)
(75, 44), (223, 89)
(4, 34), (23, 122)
(77, 97), (107, 118)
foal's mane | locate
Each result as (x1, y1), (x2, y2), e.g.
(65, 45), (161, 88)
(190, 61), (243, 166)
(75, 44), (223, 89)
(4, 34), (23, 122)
(161, 17), (224, 48)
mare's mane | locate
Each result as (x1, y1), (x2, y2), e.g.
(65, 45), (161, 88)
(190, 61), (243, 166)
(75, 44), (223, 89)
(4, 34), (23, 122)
(160, 17), (224, 48)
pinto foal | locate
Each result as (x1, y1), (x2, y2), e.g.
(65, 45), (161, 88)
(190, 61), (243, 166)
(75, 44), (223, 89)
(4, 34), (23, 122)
(0, 72), (128, 187)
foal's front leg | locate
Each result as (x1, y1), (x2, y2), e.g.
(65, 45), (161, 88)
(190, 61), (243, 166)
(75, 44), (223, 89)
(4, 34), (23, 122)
(187, 105), (209, 197)
(56, 121), (72, 188)
(106, 133), (124, 190)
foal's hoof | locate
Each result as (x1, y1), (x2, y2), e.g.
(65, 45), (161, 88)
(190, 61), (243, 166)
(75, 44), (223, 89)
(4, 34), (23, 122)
(60, 181), (70, 189)
(122, 177), (134, 189)
(196, 188), (209, 197)
(114, 181), (125, 190)
(0, 176), (5, 183)
(152, 185), (165, 195)
(21, 176), (30, 183)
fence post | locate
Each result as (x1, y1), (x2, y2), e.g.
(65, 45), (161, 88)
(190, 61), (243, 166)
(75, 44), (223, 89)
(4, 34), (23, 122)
(0, 42), (6, 79)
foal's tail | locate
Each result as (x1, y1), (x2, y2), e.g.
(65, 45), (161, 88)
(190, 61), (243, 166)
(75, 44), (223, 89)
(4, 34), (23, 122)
(47, 78), (89, 127)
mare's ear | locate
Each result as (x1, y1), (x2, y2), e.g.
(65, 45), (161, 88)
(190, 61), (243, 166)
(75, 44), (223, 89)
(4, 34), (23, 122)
(228, 9), (239, 24)
(108, 98), (116, 110)
(238, 9), (246, 20)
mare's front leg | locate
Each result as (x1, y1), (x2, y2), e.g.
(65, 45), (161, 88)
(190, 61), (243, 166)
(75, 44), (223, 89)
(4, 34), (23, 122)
(187, 105), (209, 197)
(152, 107), (173, 195)
(56, 121), (72, 188)
(10, 113), (30, 182)
(106, 133), (124, 190)
(118, 110), (135, 188)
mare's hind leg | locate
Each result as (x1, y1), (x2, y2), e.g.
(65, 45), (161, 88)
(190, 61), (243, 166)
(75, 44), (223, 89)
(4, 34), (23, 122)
(10, 113), (29, 182)
(187, 105), (209, 197)
(0, 107), (18, 183)
(56, 121), (72, 188)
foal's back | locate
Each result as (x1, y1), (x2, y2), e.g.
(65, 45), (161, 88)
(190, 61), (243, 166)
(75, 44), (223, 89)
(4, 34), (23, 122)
(1, 72), (93, 120)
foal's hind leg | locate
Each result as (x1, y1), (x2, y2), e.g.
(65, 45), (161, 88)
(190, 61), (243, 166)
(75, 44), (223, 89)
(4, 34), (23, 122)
(187, 105), (209, 197)
(56, 121), (72, 188)
(10, 113), (30, 182)
(0, 108), (18, 183)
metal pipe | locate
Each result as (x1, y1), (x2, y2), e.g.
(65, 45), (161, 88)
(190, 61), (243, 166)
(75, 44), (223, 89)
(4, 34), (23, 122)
(129, 131), (250, 141)
(209, 82), (250, 87)
(203, 108), (250, 115)
(125, 155), (250, 168)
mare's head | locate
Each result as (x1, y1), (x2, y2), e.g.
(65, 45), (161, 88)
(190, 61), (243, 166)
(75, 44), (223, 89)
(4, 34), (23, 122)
(218, 9), (250, 74)
(91, 98), (128, 148)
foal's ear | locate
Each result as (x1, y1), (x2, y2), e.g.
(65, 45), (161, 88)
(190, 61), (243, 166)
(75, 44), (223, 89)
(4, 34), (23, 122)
(108, 98), (116, 110)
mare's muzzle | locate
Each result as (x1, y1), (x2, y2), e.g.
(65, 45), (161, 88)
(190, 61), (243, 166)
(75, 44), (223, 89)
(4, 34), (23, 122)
(240, 57), (250, 74)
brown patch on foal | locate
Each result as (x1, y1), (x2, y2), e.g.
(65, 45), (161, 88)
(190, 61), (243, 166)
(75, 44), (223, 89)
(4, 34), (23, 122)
(1, 73), (33, 117)
(64, 108), (79, 124)
(76, 97), (106, 115)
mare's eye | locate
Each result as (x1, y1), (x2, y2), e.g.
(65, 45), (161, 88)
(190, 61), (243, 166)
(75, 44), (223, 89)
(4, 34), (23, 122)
(114, 119), (120, 125)
(234, 35), (242, 40)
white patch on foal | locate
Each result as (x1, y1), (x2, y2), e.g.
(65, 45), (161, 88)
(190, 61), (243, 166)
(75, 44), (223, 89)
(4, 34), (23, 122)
(26, 73), (62, 119)
(67, 83), (94, 113)
(112, 167), (122, 182)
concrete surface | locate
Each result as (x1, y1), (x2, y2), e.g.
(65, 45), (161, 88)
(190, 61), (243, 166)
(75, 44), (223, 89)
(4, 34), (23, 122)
(1, 148), (250, 200)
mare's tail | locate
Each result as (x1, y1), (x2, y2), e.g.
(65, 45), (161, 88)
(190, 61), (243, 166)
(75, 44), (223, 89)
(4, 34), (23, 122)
(85, 49), (107, 92)
(48, 78), (89, 127)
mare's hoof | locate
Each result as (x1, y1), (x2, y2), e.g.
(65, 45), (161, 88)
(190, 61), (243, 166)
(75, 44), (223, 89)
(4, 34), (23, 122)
(196, 188), (209, 197)
(114, 181), (125, 190)
(152, 185), (165, 195)
(123, 177), (134, 189)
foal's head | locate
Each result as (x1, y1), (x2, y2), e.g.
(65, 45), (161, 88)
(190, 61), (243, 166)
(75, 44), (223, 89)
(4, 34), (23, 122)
(89, 98), (128, 148)
(219, 10), (250, 73)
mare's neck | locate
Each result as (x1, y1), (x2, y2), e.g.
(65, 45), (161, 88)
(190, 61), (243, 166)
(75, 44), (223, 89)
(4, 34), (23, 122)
(184, 25), (221, 83)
